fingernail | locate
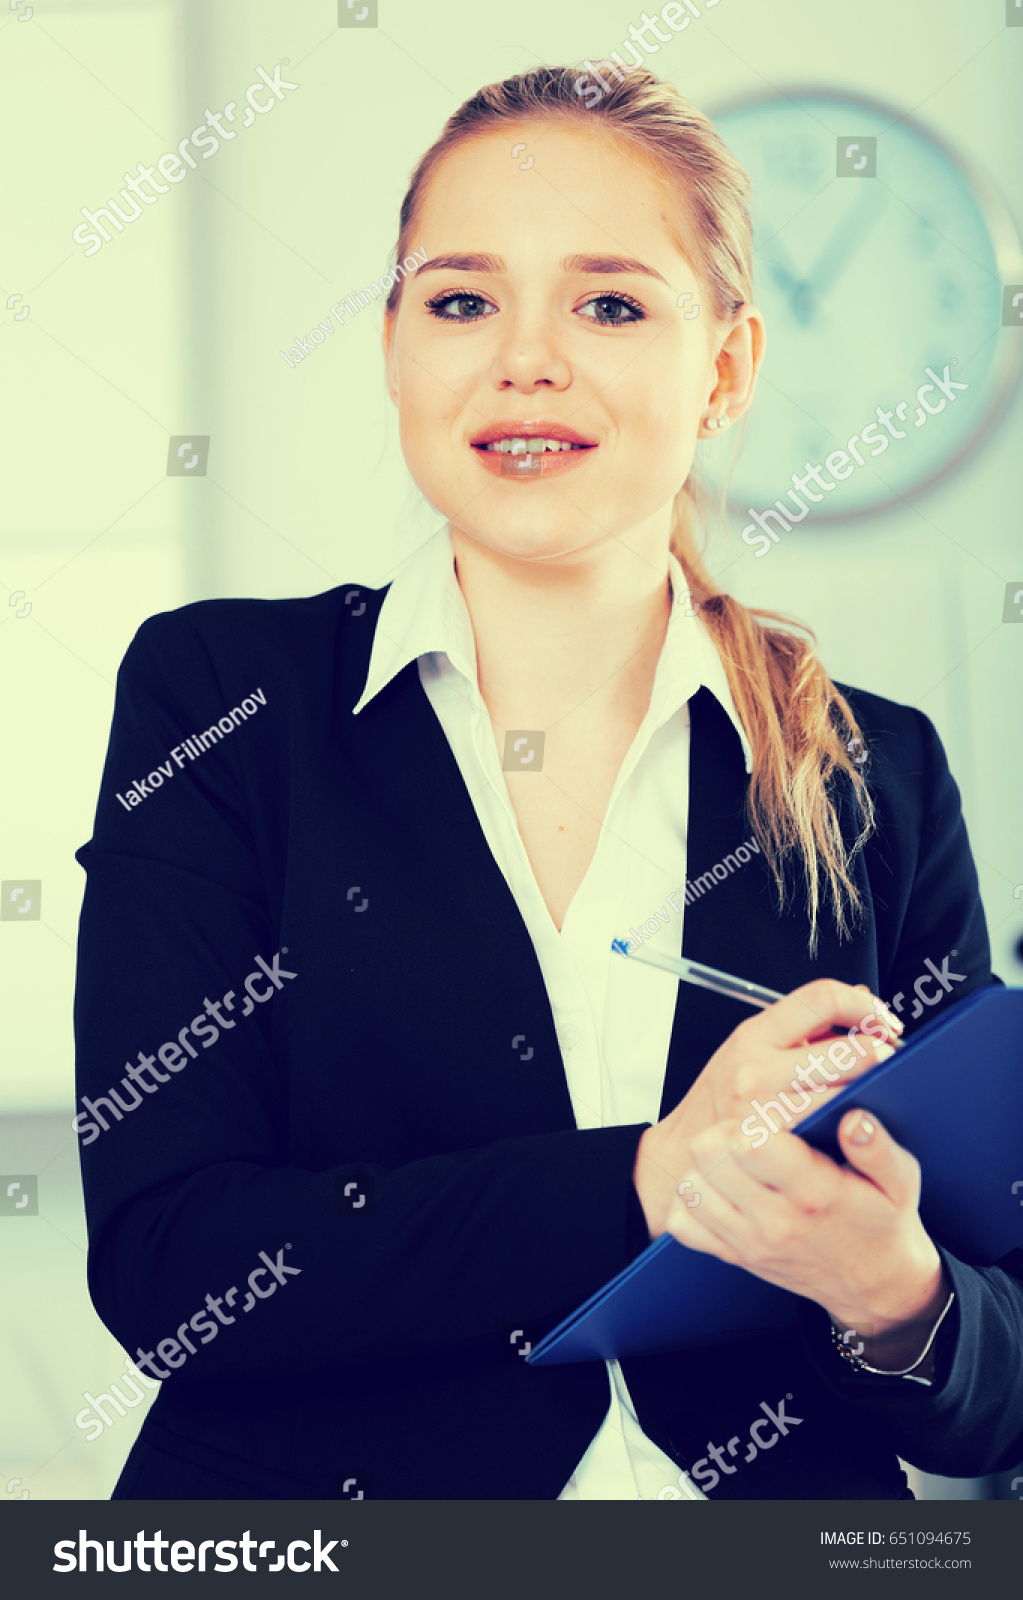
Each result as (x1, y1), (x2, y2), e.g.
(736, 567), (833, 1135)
(848, 1113), (875, 1146)
(872, 999), (903, 1035)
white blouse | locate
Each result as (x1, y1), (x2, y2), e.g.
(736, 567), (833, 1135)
(353, 527), (752, 1499)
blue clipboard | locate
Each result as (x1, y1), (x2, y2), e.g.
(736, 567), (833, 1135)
(528, 986), (1023, 1366)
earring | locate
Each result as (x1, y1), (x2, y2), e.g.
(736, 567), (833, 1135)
(704, 415), (731, 431)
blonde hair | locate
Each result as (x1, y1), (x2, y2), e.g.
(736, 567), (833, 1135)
(383, 64), (875, 951)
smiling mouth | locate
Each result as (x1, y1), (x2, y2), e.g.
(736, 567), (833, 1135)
(471, 432), (597, 478)
(482, 436), (582, 454)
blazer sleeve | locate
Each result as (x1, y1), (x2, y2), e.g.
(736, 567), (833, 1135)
(74, 609), (649, 1376)
(801, 703), (1023, 1477)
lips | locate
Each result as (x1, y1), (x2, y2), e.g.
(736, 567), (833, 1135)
(469, 419), (598, 449)
(469, 419), (598, 479)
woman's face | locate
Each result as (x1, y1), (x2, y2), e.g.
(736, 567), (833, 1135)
(384, 119), (758, 565)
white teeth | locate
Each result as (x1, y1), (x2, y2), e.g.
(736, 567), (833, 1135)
(483, 436), (580, 453)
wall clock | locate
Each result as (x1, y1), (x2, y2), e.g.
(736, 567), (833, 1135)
(700, 88), (1023, 523)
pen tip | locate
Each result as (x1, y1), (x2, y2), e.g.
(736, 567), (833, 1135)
(611, 938), (630, 957)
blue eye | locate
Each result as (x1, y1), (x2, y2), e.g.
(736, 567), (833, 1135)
(577, 293), (645, 326)
(423, 289), (647, 325)
(424, 292), (497, 322)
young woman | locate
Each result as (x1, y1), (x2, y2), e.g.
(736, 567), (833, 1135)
(74, 64), (1022, 1501)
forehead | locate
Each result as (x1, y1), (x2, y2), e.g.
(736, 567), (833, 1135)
(415, 120), (692, 269)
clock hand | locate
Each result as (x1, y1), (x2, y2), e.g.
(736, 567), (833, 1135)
(762, 255), (819, 325)
(765, 233), (819, 324)
(763, 257), (799, 292)
(761, 225), (801, 274)
(805, 184), (889, 301)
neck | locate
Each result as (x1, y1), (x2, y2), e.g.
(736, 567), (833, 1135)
(448, 523), (674, 728)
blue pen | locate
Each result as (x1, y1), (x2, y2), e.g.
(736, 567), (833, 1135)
(611, 938), (903, 1044)
(611, 937), (785, 1010)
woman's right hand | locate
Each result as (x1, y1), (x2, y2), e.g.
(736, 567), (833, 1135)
(632, 980), (904, 1241)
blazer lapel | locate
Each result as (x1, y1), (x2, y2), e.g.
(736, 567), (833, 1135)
(340, 627), (580, 1139)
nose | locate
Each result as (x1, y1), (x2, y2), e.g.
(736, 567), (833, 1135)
(488, 309), (572, 393)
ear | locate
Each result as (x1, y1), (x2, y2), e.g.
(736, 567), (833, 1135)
(382, 311), (398, 408)
(703, 302), (765, 426)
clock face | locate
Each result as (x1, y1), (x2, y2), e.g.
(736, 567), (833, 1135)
(700, 89), (1023, 522)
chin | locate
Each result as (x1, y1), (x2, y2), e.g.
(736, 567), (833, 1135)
(448, 511), (609, 565)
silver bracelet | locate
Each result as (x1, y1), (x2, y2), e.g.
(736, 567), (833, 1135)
(830, 1291), (956, 1386)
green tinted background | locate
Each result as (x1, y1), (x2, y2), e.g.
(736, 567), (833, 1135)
(1, 0), (1021, 1499)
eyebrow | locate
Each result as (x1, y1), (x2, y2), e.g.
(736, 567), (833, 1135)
(413, 252), (670, 286)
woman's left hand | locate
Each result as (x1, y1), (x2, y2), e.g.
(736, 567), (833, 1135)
(665, 1108), (948, 1355)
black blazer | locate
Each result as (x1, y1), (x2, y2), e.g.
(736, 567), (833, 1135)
(73, 581), (1023, 1500)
